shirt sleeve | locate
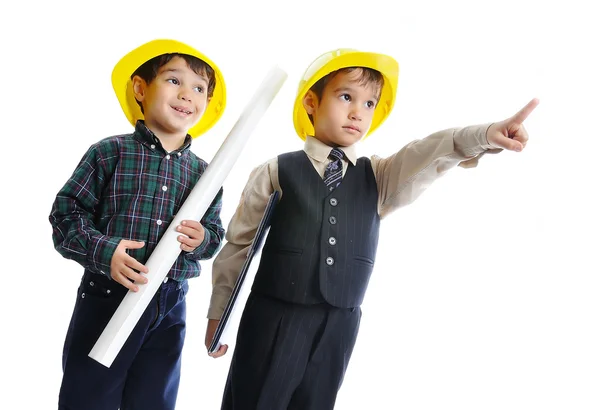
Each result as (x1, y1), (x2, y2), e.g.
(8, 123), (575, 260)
(185, 187), (225, 261)
(372, 123), (495, 218)
(49, 143), (120, 277)
(207, 158), (279, 320)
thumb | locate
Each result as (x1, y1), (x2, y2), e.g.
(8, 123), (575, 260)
(495, 135), (524, 152)
(493, 135), (523, 152)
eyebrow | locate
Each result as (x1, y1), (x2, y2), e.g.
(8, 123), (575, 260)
(160, 68), (208, 85)
(160, 68), (182, 75)
(333, 86), (379, 102)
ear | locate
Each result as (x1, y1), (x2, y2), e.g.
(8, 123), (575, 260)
(132, 75), (147, 104)
(302, 90), (319, 116)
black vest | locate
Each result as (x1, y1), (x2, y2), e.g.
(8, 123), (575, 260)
(252, 150), (380, 308)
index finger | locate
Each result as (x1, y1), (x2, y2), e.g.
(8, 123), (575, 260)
(512, 98), (539, 124)
(126, 255), (148, 274)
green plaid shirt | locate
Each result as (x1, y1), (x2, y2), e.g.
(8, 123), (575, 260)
(50, 121), (224, 281)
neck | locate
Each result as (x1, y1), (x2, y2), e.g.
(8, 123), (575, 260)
(311, 135), (338, 148)
(145, 122), (187, 153)
(157, 134), (186, 153)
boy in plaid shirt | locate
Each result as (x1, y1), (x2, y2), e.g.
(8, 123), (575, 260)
(49, 39), (226, 410)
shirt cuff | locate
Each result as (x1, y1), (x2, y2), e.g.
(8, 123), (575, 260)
(207, 290), (231, 320)
(454, 123), (496, 158)
(87, 234), (120, 277)
(184, 226), (211, 260)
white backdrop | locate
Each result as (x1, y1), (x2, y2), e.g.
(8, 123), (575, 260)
(1, 0), (599, 409)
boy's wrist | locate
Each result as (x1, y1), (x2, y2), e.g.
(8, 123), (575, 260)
(185, 227), (211, 257)
(87, 234), (121, 276)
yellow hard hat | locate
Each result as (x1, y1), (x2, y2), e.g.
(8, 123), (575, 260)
(112, 39), (226, 139)
(293, 48), (399, 140)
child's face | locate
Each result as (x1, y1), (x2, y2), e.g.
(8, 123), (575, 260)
(304, 69), (379, 147)
(134, 56), (210, 138)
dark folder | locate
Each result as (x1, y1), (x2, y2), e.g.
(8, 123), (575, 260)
(208, 191), (280, 354)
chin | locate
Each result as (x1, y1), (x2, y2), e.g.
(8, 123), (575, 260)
(162, 124), (190, 136)
(170, 118), (195, 132)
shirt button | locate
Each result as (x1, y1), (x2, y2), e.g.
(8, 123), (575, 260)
(156, 220), (162, 225)
(166, 155), (171, 160)
(90, 281), (95, 286)
(329, 216), (337, 225)
(326, 257), (334, 266)
(162, 185), (168, 191)
(330, 198), (338, 206)
(150, 144), (156, 149)
(329, 237), (336, 245)
(177, 152), (182, 157)
(163, 277), (168, 284)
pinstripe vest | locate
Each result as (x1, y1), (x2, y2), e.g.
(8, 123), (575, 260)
(252, 150), (380, 308)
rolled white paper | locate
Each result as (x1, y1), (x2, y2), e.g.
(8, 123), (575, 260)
(89, 66), (288, 368)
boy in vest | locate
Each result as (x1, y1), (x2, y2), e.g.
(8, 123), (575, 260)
(206, 49), (538, 409)
(49, 39), (227, 410)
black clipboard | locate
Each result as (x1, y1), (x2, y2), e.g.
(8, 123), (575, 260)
(208, 191), (280, 354)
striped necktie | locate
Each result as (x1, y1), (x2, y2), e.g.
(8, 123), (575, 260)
(323, 147), (344, 191)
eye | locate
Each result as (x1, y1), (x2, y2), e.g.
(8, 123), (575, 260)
(365, 100), (375, 109)
(167, 78), (180, 85)
(194, 86), (205, 93)
(339, 93), (351, 102)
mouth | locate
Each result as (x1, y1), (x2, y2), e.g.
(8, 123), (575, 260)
(171, 106), (193, 116)
(343, 125), (360, 133)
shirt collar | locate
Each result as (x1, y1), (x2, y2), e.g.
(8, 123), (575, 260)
(132, 120), (192, 154)
(304, 136), (357, 166)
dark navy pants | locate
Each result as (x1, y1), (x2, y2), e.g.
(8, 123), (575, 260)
(59, 270), (188, 410)
(222, 292), (362, 410)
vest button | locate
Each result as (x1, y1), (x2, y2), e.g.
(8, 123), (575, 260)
(326, 257), (334, 266)
(328, 237), (336, 245)
(329, 216), (337, 224)
(330, 198), (338, 206)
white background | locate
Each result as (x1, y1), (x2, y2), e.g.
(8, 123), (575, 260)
(1, 0), (599, 409)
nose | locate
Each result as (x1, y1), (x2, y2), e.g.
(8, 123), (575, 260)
(349, 106), (362, 122)
(178, 88), (192, 102)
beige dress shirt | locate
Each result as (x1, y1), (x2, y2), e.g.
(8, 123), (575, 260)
(208, 124), (495, 319)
